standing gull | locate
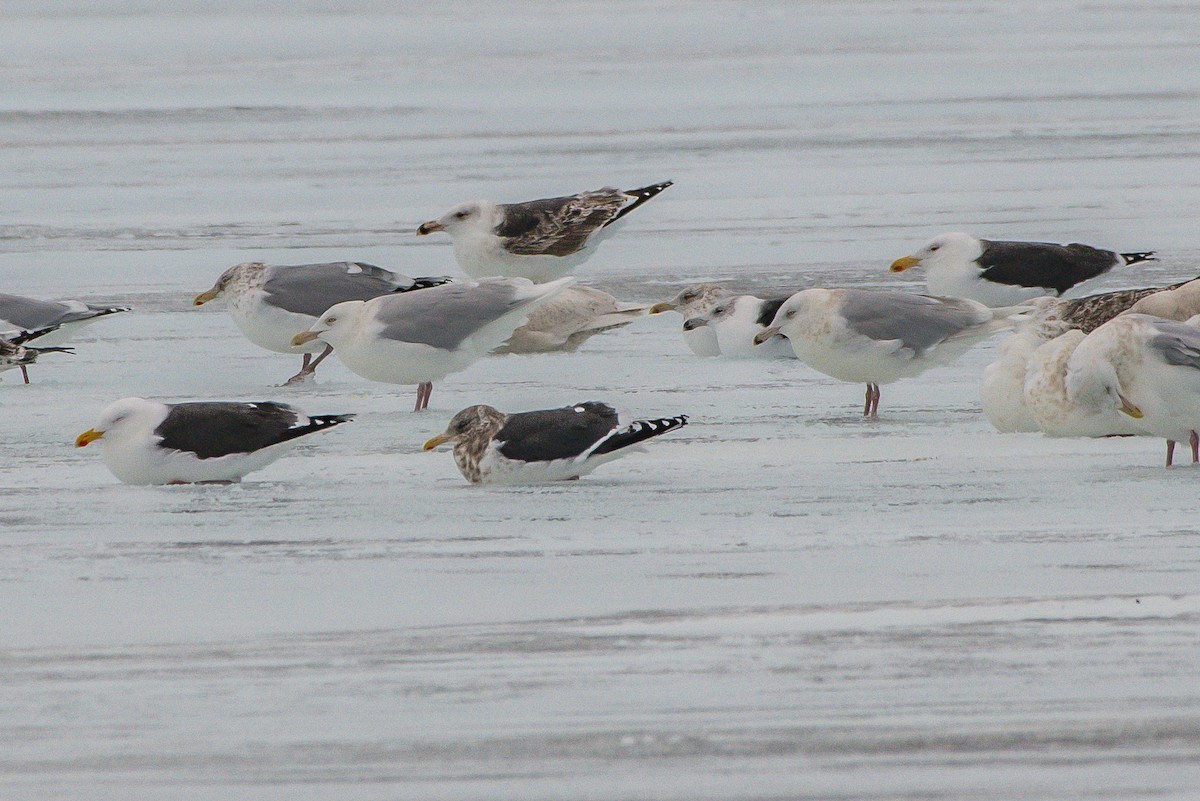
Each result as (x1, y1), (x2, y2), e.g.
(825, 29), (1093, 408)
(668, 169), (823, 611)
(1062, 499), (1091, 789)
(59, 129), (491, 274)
(416, 182), (672, 282)
(194, 261), (452, 385)
(1, 327), (73, 383)
(0, 293), (129, 382)
(493, 285), (651, 354)
(755, 288), (1020, 417)
(888, 232), (1156, 307)
(292, 277), (572, 411)
(423, 401), (688, 484)
(648, 284), (732, 357)
(75, 397), (353, 485)
(1066, 314), (1200, 467)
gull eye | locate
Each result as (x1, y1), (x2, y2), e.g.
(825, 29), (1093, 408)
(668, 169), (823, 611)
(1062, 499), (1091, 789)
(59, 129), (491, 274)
(786, 309), (796, 319)
(453, 419), (470, 432)
(454, 209), (470, 219)
(682, 292), (696, 302)
(325, 316), (337, 325)
(930, 244), (940, 251)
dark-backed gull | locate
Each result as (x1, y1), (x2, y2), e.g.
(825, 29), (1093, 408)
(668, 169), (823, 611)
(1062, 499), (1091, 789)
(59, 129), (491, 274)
(193, 261), (452, 385)
(755, 288), (1021, 417)
(416, 182), (672, 282)
(291, 277), (572, 411)
(422, 401), (688, 484)
(648, 284), (732, 356)
(889, 232), (1155, 307)
(75, 397), (353, 484)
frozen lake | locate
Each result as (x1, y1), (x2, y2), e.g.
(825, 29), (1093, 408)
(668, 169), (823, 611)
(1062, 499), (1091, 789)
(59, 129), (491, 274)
(3, 1), (1200, 798)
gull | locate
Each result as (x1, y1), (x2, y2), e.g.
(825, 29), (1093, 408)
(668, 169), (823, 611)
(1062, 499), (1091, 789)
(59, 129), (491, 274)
(1, 327), (73, 383)
(889, 232), (1155, 307)
(75, 397), (353, 485)
(493, 285), (651, 354)
(755, 288), (1020, 417)
(0, 293), (129, 382)
(292, 277), (572, 411)
(648, 284), (732, 356)
(1024, 329), (1145, 438)
(684, 294), (794, 359)
(423, 401), (688, 484)
(1066, 313), (1200, 467)
(416, 182), (672, 282)
(194, 261), (452, 385)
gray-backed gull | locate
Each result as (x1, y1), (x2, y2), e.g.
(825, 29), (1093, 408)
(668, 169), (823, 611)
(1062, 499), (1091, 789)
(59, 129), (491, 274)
(194, 261), (452, 385)
(422, 401), (688, 484)
(416, 182), (671, 282)
(0, 293), (129, 382)
(75, 397), (353, 485)
(648, 284), (732, 357)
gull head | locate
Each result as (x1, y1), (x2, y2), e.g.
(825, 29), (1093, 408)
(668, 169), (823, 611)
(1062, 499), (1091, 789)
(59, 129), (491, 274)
(649, 284), (730, 316)
(76, 397), (157, 447)
(890, 232), (982, 273)
(754, 290), (812, 346)
(193, 263), (253, 305)
(423, 404), (506, 450)
(418, 201), (498, 237)
(292, 300), (364, 349)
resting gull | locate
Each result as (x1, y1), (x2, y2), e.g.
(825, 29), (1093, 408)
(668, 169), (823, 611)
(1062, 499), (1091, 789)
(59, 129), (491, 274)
(75, 397), (353, 485)
(685, 294), (795, 359)
(423, 401), (688, 484)
(1024, 329), (1145, 438)
(1, 327), (74, 383)
(416, 182), (672, 282)
(648, 284), (732, 356)
(194, 261), (452, 385)
(292, 277), (572, 411)
(493, 285), (651, 354)
(889, 232), (1155, 307)
(1066, 313), (1200, 467)
(0, 293), (129, 382)
(754, 288), (1021, 417)
(979, 299), (1072, 433)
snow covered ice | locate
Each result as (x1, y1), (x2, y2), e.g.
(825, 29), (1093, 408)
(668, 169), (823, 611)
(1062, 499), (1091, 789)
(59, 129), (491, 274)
(3, 1), (1200, 799)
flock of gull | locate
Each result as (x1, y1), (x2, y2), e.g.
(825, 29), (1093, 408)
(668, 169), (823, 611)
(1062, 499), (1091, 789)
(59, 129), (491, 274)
(7, 178), (1200, 485)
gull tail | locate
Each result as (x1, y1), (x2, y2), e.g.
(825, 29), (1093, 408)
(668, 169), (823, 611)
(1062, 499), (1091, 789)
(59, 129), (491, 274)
(590, 414), (689, 457)
(1120, 251), (1157, 266)
(606, 181), (673, 227)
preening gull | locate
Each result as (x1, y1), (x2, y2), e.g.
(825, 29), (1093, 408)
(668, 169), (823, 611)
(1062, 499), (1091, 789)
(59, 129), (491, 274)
(889, 232), (1156, 307)
(291, 277), (572, 411)
(648, 284), (732, 357)
(1, 327), (73, 383)
(0, 293), (129, 382)
(193, 261), (453, 385)
(754, 288), (1020, 417)
(423, 401), (688, 484)
(1124, 277), (1200, 320)
(1066, 313), (1200, 467)
(979, 301), (1072, 433)
(685, 294), (794, 359)
(416, 182), (672, 282)
(493, 285), (651, 354)
(75, 397), (353, 485)
(1024, 330), (1145, 438)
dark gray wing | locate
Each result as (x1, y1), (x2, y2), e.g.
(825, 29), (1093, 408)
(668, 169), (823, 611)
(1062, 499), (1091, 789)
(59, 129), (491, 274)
(1146, 318), (1200, 370)
(496, 189), (630, 257)
(496, 402), (620, 462)
(976, 240), (1118, 294)
(154, 401), (351, 459)
(375, 279), (537, 350)
(840, 290), (992, 352)
(263, 262), (449, 317)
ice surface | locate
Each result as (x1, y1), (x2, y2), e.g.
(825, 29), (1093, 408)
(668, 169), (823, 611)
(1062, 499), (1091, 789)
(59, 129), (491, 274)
(3, 1), (1200, 799)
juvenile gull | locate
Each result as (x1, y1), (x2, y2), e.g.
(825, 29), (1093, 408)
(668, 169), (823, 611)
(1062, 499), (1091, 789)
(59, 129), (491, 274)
(980, 300), (1072, 433)
(194, 261), (452, 385)
(648, 284), (732, 356)
(1024, 330), (1145, 438)
(417, 182), (672, 282)
(889, 232), (1156, 307)
(0, 293), (129, 382)
(493, 285), (651, 354)
(1123, 277), (1200, 320)
(1, 327), (73, 383)
(1066, 314), (1200, 467)
(423, 401), (688, 484)
(75, 397), (353, 485)
(755, 288), (1021, 417)
(685, 294), (794, 359)
(292, 277), (572, 411)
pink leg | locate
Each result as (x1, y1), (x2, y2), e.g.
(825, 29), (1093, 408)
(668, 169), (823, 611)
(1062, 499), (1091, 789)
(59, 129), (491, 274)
(863, 384), (872, 416)
(1191, 431), (1199, 464)
(282, 345), (334, 386)
(20, 364), (30, 384)
(413, 381), (432, 412)
(866, 383), (880, 418)
(1166, 440), (1176, 468)
(423, 381), (433, 410)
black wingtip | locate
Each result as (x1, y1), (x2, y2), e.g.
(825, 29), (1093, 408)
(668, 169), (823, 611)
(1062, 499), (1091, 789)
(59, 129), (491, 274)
(1120, 251), (1157, 266)
(405, 276), (455, 291)
(591, 413), (688, 456)
(604, 181), (673, 228)
(311, 413), (356, 427)
(31, 346), (74, 355)
(7, 325), (61, 345)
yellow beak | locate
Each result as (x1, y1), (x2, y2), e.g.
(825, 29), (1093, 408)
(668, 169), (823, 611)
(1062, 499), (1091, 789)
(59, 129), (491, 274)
(423, 432), (453, 451)
(75, 428), (104, 447)
(291, 331), (321, 347)
(648, 301), (676, 314)
(193, 288), (219, 306)
(1118, 394), (1143, 419)
(753, 325), (782, 346)
(889, 255), (921, 273)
